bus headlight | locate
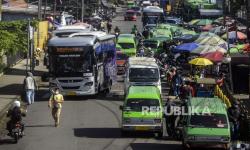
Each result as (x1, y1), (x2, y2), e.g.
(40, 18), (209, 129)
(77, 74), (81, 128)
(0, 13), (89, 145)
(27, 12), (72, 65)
(85, 82), (93, 86)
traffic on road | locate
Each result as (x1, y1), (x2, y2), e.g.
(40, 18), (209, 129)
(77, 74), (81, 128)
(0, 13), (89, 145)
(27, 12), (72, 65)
(1, 0), (250, 150)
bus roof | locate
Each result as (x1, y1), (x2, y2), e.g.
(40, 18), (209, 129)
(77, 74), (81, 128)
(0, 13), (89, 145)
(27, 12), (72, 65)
(69, 31), (107, 38)
(188, 97), (227, 114)
(48, 36), (96, 47)
(57, 24), (91, 30)
(69, 31), (115, 41)
(127, 86), (161, 99)
(128, 57), (156, 62)
(143, 6), (163, 13)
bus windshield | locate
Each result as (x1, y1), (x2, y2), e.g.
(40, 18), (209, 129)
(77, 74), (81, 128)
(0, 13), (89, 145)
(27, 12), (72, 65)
(50, 47), (93, 77)
(129, 68), (159, 82)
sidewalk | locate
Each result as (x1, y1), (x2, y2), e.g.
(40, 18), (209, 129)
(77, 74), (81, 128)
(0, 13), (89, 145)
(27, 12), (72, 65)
(0, 58), (47, 119)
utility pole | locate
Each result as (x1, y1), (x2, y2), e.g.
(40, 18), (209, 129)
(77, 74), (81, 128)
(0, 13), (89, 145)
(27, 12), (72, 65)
(0, 0), (2, 21)
(247, 0), (250, 99)
(44, 0), (48, 19)
(53, 0), (57, 19)
(38, 0), (42, 20)
(81, 0), (85, 22)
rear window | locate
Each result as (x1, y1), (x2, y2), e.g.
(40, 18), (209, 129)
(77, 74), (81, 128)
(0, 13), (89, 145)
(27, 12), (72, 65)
(116, 53), (128, 60)
(190, 114), (228, 128)
(144, 41), (158, 49)
(118, 43), (135, 49)
(126, 99), (160, 112)
(129, 68), (159, 82)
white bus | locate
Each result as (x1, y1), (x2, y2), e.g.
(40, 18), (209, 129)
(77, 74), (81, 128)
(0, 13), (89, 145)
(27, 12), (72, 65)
(47, 31), (116, 96)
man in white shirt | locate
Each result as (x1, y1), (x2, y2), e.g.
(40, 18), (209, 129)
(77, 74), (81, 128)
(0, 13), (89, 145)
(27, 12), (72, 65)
(23, 72), (37, 105)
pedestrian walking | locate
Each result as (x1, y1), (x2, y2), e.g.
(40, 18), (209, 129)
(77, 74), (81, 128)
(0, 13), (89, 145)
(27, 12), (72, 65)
(48, 88), (64, 127)
(107, 21), (112, 33)
(23, 72), (37, 105)
(228, 100), (241, 141)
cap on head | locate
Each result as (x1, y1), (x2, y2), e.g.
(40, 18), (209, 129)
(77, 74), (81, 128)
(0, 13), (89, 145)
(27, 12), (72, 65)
(13, 100), (21, 108)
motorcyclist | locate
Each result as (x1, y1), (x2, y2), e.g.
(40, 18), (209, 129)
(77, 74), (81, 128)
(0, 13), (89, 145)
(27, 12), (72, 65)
(6, 100), (26, 136)
(114, 26), (120, 34)
(131, 25), (138, 35)
(114, 26), (120, 39)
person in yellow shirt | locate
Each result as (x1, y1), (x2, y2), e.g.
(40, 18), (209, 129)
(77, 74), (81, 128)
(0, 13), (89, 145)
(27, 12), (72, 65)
(48, 88), (64, 127)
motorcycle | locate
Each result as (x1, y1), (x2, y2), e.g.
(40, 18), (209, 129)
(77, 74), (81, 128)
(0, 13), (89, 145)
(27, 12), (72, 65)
(10, 122), (23, 143)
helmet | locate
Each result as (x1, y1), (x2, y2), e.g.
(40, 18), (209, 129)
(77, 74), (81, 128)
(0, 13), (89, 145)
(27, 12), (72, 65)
(13, 100), (21, 108)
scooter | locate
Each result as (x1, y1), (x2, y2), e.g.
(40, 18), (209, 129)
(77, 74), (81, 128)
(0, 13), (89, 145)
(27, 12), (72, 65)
(10, 122), (23, 143)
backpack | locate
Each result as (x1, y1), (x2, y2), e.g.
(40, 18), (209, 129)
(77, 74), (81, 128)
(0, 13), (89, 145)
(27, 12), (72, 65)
(11, 107), (22, 122)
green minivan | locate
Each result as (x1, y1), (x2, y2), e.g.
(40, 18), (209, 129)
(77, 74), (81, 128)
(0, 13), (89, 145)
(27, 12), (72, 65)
(116, 34), (137, 57)
(120, 86), (163, 137)
(182, 97), (231, 149)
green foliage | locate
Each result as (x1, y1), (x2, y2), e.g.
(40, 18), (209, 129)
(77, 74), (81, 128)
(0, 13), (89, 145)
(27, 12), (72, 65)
(0, 20), (38, 56)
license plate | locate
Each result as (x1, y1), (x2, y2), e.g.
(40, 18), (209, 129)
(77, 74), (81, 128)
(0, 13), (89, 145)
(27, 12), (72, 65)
(67, 91), (76, 96)
(135, 126), (149, 131)
(12, 129), (20, 132)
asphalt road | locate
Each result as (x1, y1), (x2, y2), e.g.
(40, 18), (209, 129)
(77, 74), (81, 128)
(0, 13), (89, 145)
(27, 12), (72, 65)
(0, 9), (184, 150)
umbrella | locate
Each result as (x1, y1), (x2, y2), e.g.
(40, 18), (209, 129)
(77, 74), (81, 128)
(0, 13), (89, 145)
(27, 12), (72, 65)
(173, 42), (199, 53)
(192, 45), (227, 55)
(201, 51), (224, 62)
(188, 19), (200, 25)
(222, 31), (247, 40)
(209, 26), (225, 35)
(195, 19), (213, 26)
(197, 35), (227, 47)
(189, 57), (213, 66)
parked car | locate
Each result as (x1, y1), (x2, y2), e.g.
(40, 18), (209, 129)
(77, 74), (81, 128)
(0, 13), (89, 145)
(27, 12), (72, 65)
(124, 10), (137, 21)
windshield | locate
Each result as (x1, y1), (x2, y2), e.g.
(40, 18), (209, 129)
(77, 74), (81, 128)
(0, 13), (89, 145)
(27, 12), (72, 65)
(50, 47), (93, 77)
(116, 53), (128, 60)
(190, 114), (228, 128)
(144, 41), (158, 49)
(126, 99), (160, 112)
(129, 68), (159, 82)
(131, 7), (140, 11)
(118, 43), (135, 49)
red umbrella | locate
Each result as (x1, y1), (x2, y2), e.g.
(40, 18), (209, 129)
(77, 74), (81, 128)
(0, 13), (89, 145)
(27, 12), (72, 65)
(201, 51), (224, 63)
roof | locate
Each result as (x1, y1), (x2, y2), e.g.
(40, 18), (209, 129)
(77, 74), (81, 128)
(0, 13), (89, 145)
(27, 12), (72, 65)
(69, 31), (107, 38)
(57, 25), (91, 30)
(143, 6), (163, 13)
(128, 57), (156, 62)
(128, 57), (158, 68)
(189, 97), (227, 114)
(119, 34), (135, 38)
(48, 36), (96, 47)
(127, 86), (161, 99)
(117, 37), (135, 43)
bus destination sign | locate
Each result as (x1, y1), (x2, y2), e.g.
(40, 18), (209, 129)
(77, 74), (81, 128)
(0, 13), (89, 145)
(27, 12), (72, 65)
(56, 47), (84, 53)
